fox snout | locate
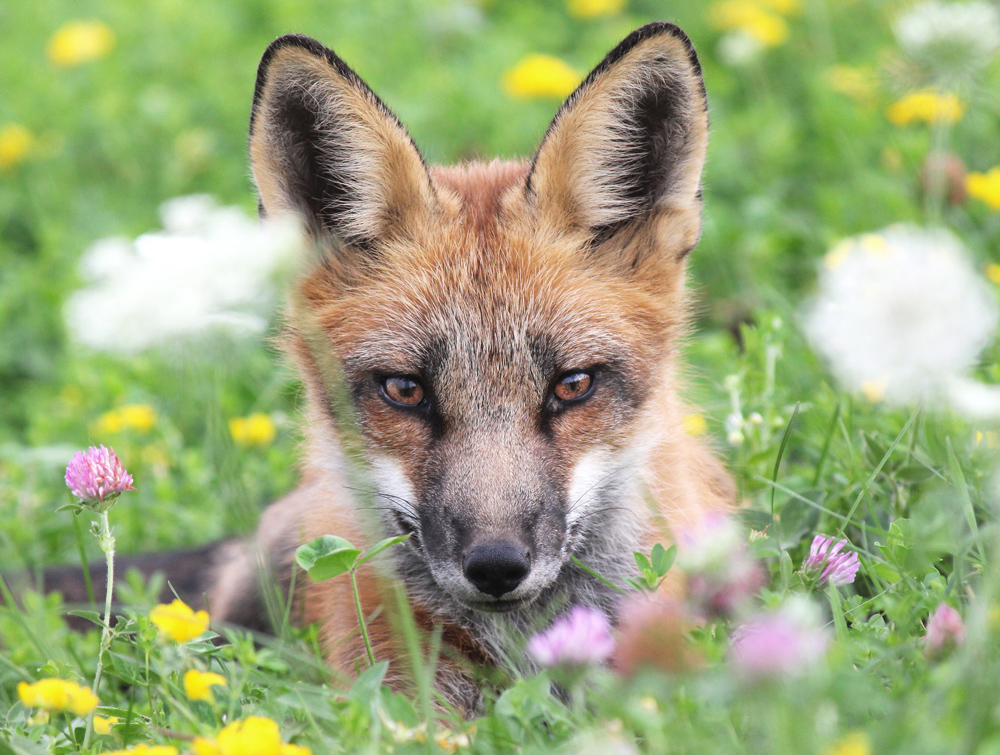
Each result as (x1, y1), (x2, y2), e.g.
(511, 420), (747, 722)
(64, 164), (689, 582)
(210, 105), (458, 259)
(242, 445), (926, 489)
(430, 512), (564, 611)
(409, 445), (571, 610)
(462, 540), (532, 598)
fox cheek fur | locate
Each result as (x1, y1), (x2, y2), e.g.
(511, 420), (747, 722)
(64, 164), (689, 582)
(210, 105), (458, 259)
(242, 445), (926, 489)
(233, 21), (734, 702)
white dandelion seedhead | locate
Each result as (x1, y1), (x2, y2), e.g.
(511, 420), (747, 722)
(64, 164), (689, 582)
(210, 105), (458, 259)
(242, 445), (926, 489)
(804, 225), (998, 406)
(894, 1), (1000, 79)
(66, 195), (302, 354)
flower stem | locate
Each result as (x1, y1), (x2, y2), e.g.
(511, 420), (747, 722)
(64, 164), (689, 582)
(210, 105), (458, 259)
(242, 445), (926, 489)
(82, 510), (115, 749)
(349, 569), (375, 667)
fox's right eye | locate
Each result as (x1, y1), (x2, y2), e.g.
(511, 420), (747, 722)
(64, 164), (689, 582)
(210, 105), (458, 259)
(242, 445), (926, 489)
(379, 376), (426, 408)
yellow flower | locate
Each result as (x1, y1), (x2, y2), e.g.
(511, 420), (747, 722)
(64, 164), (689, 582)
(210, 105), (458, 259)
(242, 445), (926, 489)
(184, 669), (227, 702)
(17, 678), (99, 716)
(825, 65), (878, 104)
(193, 739), (222, 755)
(229, 413), (277, 448)
(567, 0), (626, 18)
(986, 263), (1000, 284)
(682, 414), (708, 436)
(198, 716), (313, 755)
(217, 716), (283, 755)
(967, 167), (1000, 211)
(96, 404), (158, 435)
(502, 55), (581, 99)
(0, 125), (33, 170)
(822, 731), (872, 755)
(709, 1), (788, 47)
(195, 727), (311, 755)
(104, 746), (179, 755)
(149, 599), (210, 642)
(47, 21), (115, 67)
(756, 0), (800, 13)
(120, 404), (157, 431)
(93, 715), (119, 734)
(886, 91), (964, 126)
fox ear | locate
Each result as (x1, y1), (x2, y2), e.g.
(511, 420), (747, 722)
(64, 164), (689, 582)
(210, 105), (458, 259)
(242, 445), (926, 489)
(526, 23), (708, 257)
(250, 34), (436, 246)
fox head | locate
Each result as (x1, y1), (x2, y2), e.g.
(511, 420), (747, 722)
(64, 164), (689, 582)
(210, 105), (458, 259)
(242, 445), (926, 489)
(249, 24), (710, 616)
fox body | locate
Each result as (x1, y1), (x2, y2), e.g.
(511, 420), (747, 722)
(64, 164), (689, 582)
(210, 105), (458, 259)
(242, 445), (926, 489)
(43, 23), (734, 710)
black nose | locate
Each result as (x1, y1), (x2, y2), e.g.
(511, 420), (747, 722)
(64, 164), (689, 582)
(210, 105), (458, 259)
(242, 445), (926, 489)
(463, 541), (531, 598)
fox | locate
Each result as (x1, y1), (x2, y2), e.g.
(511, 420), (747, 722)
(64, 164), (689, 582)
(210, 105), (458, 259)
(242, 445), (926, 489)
(34, 22), (735, 711)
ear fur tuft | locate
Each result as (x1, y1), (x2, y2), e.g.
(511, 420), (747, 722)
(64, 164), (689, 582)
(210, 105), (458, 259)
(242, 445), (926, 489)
(249, 34), (436, 247)
(526, 22), (709, 254)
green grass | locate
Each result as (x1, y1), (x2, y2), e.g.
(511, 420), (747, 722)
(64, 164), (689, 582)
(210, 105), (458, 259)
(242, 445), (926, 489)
(3, 0), (1000, 752)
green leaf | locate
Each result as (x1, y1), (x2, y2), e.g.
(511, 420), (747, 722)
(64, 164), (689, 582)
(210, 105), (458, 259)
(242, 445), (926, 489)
(634, 551), (652, 573)
(295, 535), (362, 582)
(873, 562), (902, 584)
(650, 543), (676, 576)
(348, 660), (388, 704)
(354, 534), (411, 568)
(379, 690), (420, 728)
(827, 583), (848, 642)
(779, 550), (794, 590)
(770, 402), (801, 517)
(108, 722), (147, 742)
(66, 609), (104, 628)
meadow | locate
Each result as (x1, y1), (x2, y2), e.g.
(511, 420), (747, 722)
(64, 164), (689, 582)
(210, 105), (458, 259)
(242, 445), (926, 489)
(2, 0), (1000, 752)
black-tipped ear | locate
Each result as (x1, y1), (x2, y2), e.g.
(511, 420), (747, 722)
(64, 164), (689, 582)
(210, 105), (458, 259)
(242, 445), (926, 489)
(249, 34), (436, 246)
(526, 23), (708, 254)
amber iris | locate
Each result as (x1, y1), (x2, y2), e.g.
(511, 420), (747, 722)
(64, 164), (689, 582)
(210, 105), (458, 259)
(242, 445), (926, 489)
(554, 372), (593, 402)
(381, 376), (425, 407)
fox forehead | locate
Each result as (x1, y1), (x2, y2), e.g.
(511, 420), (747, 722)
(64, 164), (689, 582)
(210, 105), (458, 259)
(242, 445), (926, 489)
(300, 161), (674, 385)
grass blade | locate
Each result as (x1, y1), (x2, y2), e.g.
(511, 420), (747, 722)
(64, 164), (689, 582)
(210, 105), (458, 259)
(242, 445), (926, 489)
(835, 410), (918, 538)
(770, 402), (801, 519)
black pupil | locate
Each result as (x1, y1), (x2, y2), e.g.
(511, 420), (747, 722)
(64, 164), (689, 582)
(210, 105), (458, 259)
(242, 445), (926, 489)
(561, 374), (588, 397)
(391, 378), (419, 402)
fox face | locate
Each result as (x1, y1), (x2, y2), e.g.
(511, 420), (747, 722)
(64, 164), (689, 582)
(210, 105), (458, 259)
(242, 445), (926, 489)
(316, 214), (668, 613)
(249, 25), (712, 620)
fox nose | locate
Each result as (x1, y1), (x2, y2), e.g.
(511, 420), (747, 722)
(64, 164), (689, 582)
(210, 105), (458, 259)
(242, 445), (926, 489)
(463, 541), (531, 598)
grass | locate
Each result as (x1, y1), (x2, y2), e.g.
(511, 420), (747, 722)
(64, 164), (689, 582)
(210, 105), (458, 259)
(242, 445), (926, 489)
(2, 0), (1000, 753)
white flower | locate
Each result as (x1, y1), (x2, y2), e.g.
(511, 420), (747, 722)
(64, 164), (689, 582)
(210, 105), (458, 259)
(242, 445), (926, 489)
(66, 195), (301, 353)
(804, 225), (998, 406)
(895, 1), (1000, 78)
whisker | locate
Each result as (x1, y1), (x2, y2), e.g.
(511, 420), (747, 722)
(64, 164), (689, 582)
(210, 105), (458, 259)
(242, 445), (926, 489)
(567, 465), (638, 516)
(342, 484), (420, 517)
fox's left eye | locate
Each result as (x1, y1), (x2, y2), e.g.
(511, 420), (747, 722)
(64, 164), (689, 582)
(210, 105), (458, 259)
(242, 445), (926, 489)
(380, 376), (426, 408)
(553, 371), (595, 403)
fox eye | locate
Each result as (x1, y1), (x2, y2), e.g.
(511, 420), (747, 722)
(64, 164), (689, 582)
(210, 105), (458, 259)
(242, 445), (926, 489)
(553, 371), (594, 403)
(380, 376), (426, 408)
